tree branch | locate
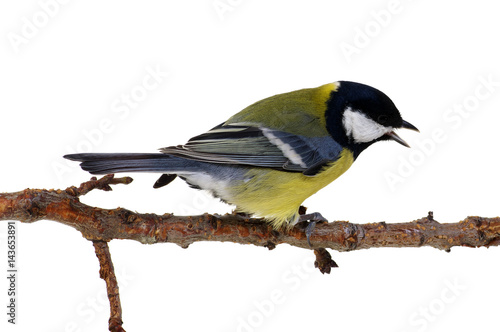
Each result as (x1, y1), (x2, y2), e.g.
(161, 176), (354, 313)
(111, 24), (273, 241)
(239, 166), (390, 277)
(93, 240), (125, 332)
(1, 175), (499, 252)
(1, 175), (500, 330)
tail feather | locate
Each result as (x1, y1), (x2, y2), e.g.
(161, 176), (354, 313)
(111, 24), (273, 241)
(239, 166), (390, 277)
(64, 153), (184, 175)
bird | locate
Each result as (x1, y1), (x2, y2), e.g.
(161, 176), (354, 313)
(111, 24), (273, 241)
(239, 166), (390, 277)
(65, 81), (418, 244)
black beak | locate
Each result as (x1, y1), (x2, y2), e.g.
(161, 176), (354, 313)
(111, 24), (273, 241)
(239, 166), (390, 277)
(401, 120), (419, 132)
(386, 120), (419, 148)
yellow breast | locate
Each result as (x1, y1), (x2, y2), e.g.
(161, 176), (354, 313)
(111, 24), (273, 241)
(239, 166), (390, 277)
(229, 148), (354, 229)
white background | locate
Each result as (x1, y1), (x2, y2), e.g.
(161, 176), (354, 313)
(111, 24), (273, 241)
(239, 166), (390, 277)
(1, 1), (500, 331)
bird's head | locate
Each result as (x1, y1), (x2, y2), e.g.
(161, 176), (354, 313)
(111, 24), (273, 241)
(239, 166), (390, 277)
(326, 81), (418, 156)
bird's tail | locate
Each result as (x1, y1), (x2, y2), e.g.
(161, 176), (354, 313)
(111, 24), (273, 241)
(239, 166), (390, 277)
(64, 153), (189, 175)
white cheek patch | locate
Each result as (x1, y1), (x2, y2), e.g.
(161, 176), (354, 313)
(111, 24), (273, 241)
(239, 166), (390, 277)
(343, 107), (392, 143)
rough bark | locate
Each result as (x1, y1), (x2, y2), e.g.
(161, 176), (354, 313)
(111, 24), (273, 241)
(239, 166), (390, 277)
(1, 175), (499, 331)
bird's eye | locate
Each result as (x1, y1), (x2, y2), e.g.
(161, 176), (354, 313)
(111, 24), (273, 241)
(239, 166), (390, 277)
(377, 115), (388, 124)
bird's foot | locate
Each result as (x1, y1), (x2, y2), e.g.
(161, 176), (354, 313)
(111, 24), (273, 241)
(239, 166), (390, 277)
(298, 212), (328, 247)
(232, 211), (253, 220)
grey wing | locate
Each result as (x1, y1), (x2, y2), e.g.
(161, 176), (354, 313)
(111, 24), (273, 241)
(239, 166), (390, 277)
(160, 123), (344, 176)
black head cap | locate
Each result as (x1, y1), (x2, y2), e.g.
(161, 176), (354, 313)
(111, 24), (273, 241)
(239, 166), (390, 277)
(325, 81), (407, 157)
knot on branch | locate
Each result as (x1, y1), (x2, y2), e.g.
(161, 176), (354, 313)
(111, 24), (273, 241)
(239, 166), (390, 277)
(17, 190), (46, 222)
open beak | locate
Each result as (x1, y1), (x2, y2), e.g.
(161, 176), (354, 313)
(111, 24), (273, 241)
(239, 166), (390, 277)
(386, 120), (419, 148)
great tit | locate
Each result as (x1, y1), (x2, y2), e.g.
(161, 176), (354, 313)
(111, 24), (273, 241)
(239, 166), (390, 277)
(65, 81), (418, 241)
